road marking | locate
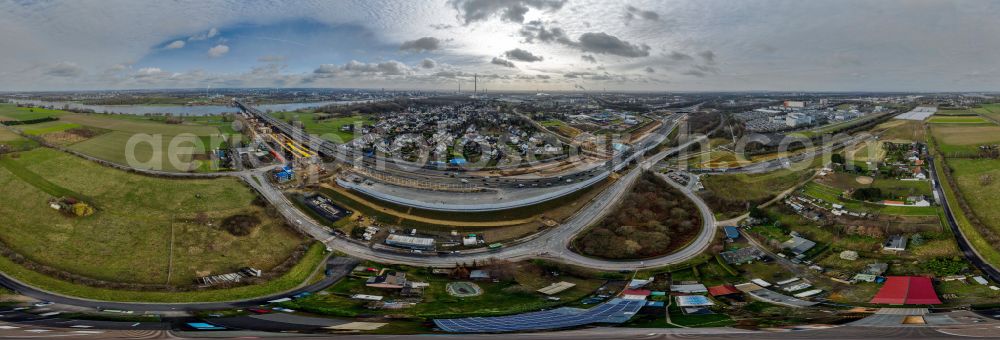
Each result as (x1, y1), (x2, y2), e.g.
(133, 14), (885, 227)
(24, 329), (52, 333)
(70, 325), (93, 328)
(0, 326), (19, 329)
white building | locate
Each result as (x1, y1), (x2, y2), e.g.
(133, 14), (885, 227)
(786, 112), (814, 127)
(784, 100), (806, 108)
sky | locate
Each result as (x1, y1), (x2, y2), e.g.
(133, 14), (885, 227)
(1, 0), (999, 92)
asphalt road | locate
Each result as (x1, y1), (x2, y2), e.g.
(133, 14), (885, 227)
(0, 257), (357, 312)
(927, 156), (1000, 283)
(0, 322), (991, 339)
(245, 134), (715, 271)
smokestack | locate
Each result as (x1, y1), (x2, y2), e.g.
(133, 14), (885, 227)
(474, 73), (478, 96)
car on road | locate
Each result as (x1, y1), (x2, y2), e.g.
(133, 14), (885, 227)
(248, 308), (271, 314)
(33, 301), (54, 307)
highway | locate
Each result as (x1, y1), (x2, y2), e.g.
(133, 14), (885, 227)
(243, 134), (715, 271)
(236, 99), (682, 189)
(0, 101), (712, 312)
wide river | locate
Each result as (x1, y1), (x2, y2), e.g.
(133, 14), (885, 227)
(9, 99), (370, 116)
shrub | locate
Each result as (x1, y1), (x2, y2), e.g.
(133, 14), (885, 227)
(220, 214), (261, 236)
(921, 257), (968, 276)
(575, 172), (701, 259)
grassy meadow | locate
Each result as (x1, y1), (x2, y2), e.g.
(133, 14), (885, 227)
(0, 148), (304, 286)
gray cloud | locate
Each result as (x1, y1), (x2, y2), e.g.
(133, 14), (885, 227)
(828, 52), (862, 68)
(698, 50), (716, 64)
(756, 43), (778, 54)
(581, 54), (597, 63)
(577, 32), (650, 57)
(644, 67), (655, 73)
(313, 60), (413, 78)
(518, 21), (574, 44)
(668, 51), (693, 61)
(522, 24), (650, 58)
(625, 6), (659, 22)
(504, 48), (543, 62)
(490, 57), (516, 68)
(399, 37), (441, 52)
(45, 62), (83, 77)
(420, 58), (437, 69)
(682, 69), (706, 77)
(450, 0), (566, 24)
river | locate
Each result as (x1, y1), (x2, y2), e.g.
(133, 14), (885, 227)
(8, 99), (371, 116)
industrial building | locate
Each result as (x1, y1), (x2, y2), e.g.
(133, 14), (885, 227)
(385, 234), (436, 250)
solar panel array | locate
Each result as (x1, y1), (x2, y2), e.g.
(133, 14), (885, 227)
(434, 298), (645, 333)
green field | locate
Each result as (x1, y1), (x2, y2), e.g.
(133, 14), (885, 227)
(700, 158), (820, 217)
(0, 128), (22, 142)
(0, 148), (304, 286)
(58, 114), (230, 172)
(934, 109), (979, 116)
(0, 242), (326, 303)
(949, 158), (1000, 237)
(927, 116), (991, 124)
(973, 103), (1000, 121)
(930, 124), (1000, 155)
(271, 112), (371, 143)
(818, 172), (933, 199)
(0, 128), (38, 151)
(18, 122), (82, 135)
(934, 156), (1000, 269)
(0, 104), (69, 121)
(282, 262), (604, 318)
(801, 181), (939, 216)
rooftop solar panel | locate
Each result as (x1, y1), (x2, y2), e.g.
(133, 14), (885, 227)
(434, 298), (645, 333)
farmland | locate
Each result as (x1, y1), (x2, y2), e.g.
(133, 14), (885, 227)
(58, 114), (231, 172)
(874, 119), (925, 143)
(847, 141), (886, 162)
(973, 103), (1000, 121)
(16, 121), (82, 135)
(270, 112), (372, 143)
(930, 124), (1000, 155)
(927, 116), (991, 124)
(0, 104), (69, 121)
(0, 148), (304, 286)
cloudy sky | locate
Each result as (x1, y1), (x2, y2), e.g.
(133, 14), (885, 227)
(1, 0), (998, 92)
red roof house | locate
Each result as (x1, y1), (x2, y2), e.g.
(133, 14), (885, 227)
(870, 276), (941, 305)
(622, 289), (651, 297)
(708, 285), (741, 297)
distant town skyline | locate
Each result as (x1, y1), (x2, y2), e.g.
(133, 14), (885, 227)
(2, 0), (999, 92)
